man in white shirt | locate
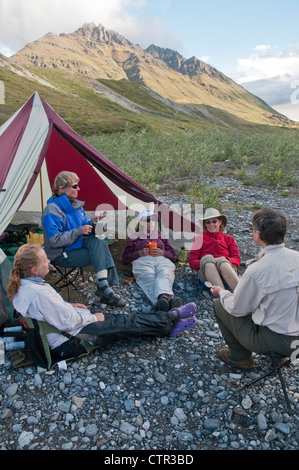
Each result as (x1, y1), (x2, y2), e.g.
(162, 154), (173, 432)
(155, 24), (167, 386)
(211, 207), (299, 371)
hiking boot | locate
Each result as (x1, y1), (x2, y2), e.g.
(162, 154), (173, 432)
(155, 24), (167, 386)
(95, 286), (128, 308)
(219, 348), (254, 371)
(155, 294), (170, 312)
(169, 296), (182, 309)
(267, 352), (289, 368)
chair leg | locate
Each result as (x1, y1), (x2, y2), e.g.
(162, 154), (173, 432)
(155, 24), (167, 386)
(51, 265), (83, 302)
(277, 367), (292, 413)
(238, 358), (292, 412)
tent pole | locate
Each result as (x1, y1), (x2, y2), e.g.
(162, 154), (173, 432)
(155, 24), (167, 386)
(39, 170), (44, 212)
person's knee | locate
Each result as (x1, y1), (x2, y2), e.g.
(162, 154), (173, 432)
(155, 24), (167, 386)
(213, 299), (221, 315)
(204, 261), (218, 276)
(86, 235), (109, 254)
(213, 299), (227, 319)
(218, 261), (231, 274)
(201, 255), (216, 265)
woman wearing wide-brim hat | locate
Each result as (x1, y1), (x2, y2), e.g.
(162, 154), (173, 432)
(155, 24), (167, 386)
(189, 208), (240, 290)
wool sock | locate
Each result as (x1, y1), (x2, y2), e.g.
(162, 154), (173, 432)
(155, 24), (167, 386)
(96, 269), (113, 295)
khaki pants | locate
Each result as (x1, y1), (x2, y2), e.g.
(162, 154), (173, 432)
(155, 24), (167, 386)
(132, 256), (175, 305)
(214, 300), (299, 361)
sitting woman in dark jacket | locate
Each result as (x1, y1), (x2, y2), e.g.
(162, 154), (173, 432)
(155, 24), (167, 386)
(122, 210), (182, 311)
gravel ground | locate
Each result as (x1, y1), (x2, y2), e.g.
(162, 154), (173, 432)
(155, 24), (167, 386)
(0, 174), (298, 452)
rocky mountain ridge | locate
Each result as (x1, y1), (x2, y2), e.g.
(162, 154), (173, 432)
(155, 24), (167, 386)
(9, 22), (293, 127)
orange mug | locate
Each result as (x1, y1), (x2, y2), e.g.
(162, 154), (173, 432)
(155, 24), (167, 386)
(148, 242), (157, 255)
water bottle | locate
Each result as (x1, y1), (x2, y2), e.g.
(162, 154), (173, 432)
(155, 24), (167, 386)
(178, 247), (188, 265)
(1, 337), (15, 343)
(3, 326), (23, 332)
(0, 339), (4, 365)
(5, 341), (25, 351)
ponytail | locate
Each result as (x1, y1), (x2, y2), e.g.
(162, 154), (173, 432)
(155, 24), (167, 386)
(7, 243), (43, 300)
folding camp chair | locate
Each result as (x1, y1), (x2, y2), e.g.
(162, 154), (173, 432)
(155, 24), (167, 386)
(4, 223), (39, 247)
(238, 353), (292, 413)
(50, 262), (85, 302)
(19, 316), (100, 370)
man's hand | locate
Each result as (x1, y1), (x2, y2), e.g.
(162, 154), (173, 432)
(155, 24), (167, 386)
(210, 286), (223, 297)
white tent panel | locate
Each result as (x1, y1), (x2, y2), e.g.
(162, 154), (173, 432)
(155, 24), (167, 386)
(0, 94), (50, 234)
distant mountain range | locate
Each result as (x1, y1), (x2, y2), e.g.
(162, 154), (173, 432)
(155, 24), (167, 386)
(0, 23), (296, 132)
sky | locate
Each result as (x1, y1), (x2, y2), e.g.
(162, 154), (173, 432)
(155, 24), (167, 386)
(1, 0), (299, 121)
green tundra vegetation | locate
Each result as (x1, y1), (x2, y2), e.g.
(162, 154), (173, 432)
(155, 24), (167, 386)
(1, 66), (298, 209)
(86, 126), (299, 207)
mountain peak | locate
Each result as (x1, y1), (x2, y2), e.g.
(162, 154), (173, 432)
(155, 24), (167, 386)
(8, 22), (292, 127)
(70, 22), (134, 49)
(146, 44), (229, 83)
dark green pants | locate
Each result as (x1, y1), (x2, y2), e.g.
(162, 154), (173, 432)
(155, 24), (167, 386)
(214, 300), (299, 361)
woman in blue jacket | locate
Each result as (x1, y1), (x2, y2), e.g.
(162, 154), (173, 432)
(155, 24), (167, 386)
(42, 171), (127, 308)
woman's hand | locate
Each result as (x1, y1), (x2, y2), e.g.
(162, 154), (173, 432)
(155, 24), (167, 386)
(93, 212), (107, 223)
(81, 224), (93, 235)
(149, 247), (164, 257)
(139, 247), (150, 257)
(71, 303), (87, 309)
(94, 312), (105, 322)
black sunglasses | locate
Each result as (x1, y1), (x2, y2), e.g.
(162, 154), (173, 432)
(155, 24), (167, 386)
(67, 184), (79, 189)
(205, 219), (218, 224)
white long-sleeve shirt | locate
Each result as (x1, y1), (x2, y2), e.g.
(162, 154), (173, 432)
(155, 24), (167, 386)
(219, 244), (299, 336)
(13, 279), (98, 349)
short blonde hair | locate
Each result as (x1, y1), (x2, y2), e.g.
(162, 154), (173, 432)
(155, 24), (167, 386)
(53, 171), (79, 196)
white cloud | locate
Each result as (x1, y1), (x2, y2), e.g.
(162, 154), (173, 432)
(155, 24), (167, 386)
(254, 44), (271, 51)
(199, 56), (210, 63)
(0, 0), (133, 53)
(0, 0), (180, 56)
(272, 102), (299, 122)
(232, 45), (299, 121)
(0, 0), (185, 59)
(236, 46), (299, 84)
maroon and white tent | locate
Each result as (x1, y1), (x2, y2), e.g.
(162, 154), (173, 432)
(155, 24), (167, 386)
(0, 92), (200, 240)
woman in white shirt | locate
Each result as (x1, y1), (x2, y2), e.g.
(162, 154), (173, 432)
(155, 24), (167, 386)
(7, 243), (198, 360)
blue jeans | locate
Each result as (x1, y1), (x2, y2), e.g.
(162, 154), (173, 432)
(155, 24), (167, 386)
(53, 236), (118, 285)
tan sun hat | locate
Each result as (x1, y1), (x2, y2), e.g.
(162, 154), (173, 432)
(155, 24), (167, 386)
(201, 208), (227, 226)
